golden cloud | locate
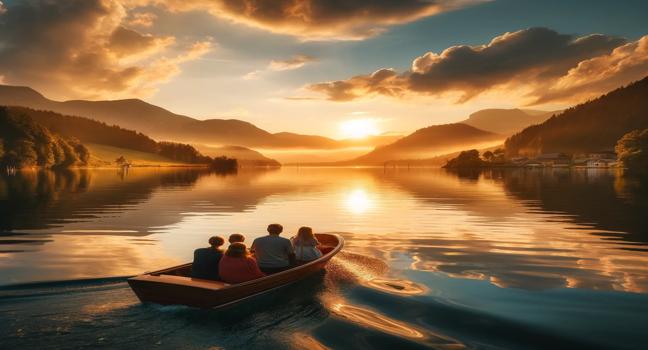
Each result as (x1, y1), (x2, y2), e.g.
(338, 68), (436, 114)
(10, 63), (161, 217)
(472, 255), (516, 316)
(308, 28), (647, 105)
(149, 0), (485, 41)
(0, 0), (212, 100)
(127, 11), (157, 27)
(269, 54), (316, 71)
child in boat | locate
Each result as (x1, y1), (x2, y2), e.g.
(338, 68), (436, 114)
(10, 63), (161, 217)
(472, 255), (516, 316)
(191, 236), (225, 281)
(219, 242), (266, 284)
(291, 226), (322, 263)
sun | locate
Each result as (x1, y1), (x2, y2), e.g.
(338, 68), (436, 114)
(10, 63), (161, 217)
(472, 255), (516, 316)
(339, 118), (380, 139)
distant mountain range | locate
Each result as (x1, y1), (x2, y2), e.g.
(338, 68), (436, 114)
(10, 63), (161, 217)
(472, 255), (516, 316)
(0, 85), (394, 150)
(461, 109), (555, 135)
(2, 106), (280, 166)
(349, 123), (503, 164)
(505, 75), (648, 156)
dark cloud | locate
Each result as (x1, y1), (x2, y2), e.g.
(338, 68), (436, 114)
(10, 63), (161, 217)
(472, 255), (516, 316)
(156, 0), (484, 40)
(307, 28), (647, 104)
(0, 0), (210, 99)
(108, 26), (173, 58)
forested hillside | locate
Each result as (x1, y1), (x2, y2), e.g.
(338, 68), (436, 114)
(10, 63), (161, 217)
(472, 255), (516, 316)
(1, 106), (212, 166)
(351, 123), (502, 164)
(0, 107), (89, 168)
(505, 76), (648, 156)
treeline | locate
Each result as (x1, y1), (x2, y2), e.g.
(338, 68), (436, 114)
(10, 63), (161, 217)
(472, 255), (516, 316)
(505, 76), (648, 157)
(158, 141), (211, 164)
(3, 106), (224, 166)
(0, 107), (89, 168)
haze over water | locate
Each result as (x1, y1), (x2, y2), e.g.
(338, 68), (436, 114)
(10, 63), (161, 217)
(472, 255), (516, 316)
(1, 167), (648, 349)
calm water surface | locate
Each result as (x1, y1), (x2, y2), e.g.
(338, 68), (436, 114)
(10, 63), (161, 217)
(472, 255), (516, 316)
(1, 167), (648, 349)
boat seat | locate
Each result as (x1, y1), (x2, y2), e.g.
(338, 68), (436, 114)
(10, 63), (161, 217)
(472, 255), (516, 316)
(146, 273), (230, 289)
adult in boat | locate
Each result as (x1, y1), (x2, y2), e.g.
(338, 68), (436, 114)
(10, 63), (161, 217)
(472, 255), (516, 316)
(191, 236), (225, 281)
(251, 224), (296, 274)
(219, 243), (266, 284)
(291, 226), (322, 264)
(229, 233), (245, 244)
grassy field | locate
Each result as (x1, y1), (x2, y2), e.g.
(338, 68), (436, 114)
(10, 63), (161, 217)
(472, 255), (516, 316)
(86, 143), (190, 166)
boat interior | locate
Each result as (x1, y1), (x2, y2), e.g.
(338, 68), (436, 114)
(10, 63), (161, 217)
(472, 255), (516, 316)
(145, 234), (340, 283)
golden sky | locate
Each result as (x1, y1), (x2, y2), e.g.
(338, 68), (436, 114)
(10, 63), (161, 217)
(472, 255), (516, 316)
(0, 0), (647, 138)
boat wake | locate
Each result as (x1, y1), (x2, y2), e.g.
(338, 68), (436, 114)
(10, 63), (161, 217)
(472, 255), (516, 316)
(0, 249), (609, 350)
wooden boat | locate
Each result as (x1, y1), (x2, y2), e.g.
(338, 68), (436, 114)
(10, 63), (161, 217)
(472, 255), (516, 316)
(128, 233), (343, 308)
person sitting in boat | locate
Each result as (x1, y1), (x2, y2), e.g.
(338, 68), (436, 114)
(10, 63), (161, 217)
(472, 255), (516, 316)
(251, 224), (296, 274)
(229, 233), (245, 244)
(219, 243), (266, 284)
(291, 226), (322, 263)
(191, 236), (225, 281)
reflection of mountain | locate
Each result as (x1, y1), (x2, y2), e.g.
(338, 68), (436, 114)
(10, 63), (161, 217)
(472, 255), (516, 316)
(505, 76), (648, 156)
(351, 123), (502, 164)
(370, 168), (648, 291)
(498, 169), (648, 244)
(0, 169), (199, 233)
(461, 108), (554, 135)
(0, 168), (287, 237)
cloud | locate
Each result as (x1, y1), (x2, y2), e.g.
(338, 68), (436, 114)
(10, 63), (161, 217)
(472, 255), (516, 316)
(308, 27), (645, 104)
(533, 35), (648, 104)
(151, 0), (485, 41)
(108, 26), (175, 59)
(269, 55), (316, 71)
(127, 11), (157, 27)
(0, 0), (212, 100)
(243, 54), (317, 80)
(309, 68), (404, 101)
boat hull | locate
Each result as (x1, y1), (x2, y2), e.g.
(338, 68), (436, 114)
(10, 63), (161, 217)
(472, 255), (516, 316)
(128, 233), (343, 308)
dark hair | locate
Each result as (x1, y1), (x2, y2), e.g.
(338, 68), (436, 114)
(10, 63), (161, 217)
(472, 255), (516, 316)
(267, 223), (283, 235)
(226, 242), (248, 258)
(208, 236), (225, 247)
(229, 233), (245, 243)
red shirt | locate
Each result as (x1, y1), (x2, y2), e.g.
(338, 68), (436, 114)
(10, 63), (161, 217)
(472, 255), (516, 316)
(218, 255), (266, 284)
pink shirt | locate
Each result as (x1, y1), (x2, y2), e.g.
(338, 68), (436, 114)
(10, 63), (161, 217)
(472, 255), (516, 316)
(218, 255), (266, 284)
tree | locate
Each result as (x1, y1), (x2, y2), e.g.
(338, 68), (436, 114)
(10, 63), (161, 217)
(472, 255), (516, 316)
(72, 142), (90, 165)
(210, 156), (238, 173)
(0, 107), (90, 168)
(443, 149), (484, 168)
(13, 140), (37, 167)
(115, 156), (127, 165)
(0, 138), (4, 159)
(616, 128), (648, 174)
(483, 150), (494, 162)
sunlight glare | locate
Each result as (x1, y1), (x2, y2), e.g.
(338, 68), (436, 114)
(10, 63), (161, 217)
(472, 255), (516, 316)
(345, 189), (373, 214)
(339, 119), (380, 139)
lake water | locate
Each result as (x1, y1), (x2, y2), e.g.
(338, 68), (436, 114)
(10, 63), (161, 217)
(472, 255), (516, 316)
(1, 167), (647, 349)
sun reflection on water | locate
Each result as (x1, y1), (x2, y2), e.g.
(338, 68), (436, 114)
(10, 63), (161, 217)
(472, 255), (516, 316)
(344, 188), (373, 214)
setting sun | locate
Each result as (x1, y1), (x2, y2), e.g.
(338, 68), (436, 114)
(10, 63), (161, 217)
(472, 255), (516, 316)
(339, 119), (380, 139)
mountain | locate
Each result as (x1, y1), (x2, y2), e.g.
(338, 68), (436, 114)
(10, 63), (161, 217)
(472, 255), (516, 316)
(0, 85), (342, 149)
(350, 123), (503, 164)
(461, 108), (555, 135)
(505, 76), (648, 157)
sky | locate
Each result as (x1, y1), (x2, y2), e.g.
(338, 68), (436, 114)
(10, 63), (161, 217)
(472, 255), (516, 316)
(1, 0), (647, 139)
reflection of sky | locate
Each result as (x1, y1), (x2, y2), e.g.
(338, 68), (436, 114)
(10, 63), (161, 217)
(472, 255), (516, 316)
(1, 167), (648, 295)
